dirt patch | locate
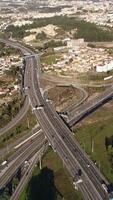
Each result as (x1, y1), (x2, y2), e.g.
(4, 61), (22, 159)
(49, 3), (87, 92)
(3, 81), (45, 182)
(48, 86), (82, 112)
(75, 101), (113, 128)
(0, 75), (14, 84)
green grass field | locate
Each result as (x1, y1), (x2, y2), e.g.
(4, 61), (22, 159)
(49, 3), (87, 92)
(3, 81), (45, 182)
(75, 102), (113, 182)
(0, 108), (37, 154)
(41, 53), (61, 65)
(19, 148), (83, 200)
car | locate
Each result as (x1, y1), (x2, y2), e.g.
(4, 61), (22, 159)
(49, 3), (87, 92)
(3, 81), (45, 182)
(25, 86), (30, 90)
(1, 160), (7, 166)
(102, 183), (108, 193)
(26, 171), (29, 176)
(61, 135), (65, 139)
(78, 169), (82, 176)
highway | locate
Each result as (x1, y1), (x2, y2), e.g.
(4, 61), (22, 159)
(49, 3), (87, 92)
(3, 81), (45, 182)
(0, 39), (112, 199)
(0, 126), (41, 168)
(68, 85), (113, 127)
(10, 148), (46, 200)
(0, 124), (40, 160)
(0, 38), (31, 136)
(0, 130), (47, 188)
(27, 55), (109, 199)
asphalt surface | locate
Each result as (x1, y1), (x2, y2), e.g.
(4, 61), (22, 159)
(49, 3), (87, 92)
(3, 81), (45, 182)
(0, 131), (46, 188)
(10, 146), (47, 200)
(0, 39), (111, 200)
(27, 55), (109, 199)
(0, 39), (31, 136)
(68, 85), (113, 127)
(0, 124), (40, 160)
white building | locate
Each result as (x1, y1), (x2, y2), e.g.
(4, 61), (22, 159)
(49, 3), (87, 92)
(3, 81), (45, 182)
(67, 39), (86, 53)
(96, 61), (113, 72)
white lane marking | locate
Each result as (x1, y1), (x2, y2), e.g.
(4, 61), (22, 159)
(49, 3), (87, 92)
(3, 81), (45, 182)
(14, 129), (42, 149)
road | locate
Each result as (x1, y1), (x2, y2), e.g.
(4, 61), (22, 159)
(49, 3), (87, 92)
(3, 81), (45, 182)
(27, 55), (109, 199)
(0, 39), (111, 199)
(0, 97), (30, 136)
(0, 38), (31, 136)
(42, 73), (113, 88)
(68, 85), (113, 127)
(10, 146), (47, 200)
(0, 130), (47, 188)
(0, 124), (40, 160)
(43, 83), (89, 114)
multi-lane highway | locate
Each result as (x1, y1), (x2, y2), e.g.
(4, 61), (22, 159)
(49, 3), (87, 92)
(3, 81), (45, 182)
(68, 85), (113, 127)
(26, 54), (109, 199)
(0, 130), (46, 188)
(0, 39), (112, 200)
(0, 38), (31, 136)
(10, 148), (46, 200)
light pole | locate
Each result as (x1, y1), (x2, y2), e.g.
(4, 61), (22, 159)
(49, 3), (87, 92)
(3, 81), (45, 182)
(91, 137), (94, 153)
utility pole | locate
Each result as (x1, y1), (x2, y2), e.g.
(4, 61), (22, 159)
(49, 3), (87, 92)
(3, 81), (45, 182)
(83, 141), (85, 154)
(91, 137), (94, 153)
(39, 155), (42, 170)
(6, 144), (9, 155)
(27, 117), (30, 129)
(57, 86), (59, 111)
(98, 161), (100, 171)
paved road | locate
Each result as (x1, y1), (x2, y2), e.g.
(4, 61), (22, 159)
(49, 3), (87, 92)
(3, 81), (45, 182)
(68, 85), (113, 127)
(10, 146), (47, 200)
(1, 39), (111, 199)
(0, 97), (30, 136)
(43, 83), (88, 114)
(0, 124), (39, 160)
(0, 130), (46, 188)
(27, 55), (109, 200)
(0, 39), (31, 136)
(42, 73), (113, 88)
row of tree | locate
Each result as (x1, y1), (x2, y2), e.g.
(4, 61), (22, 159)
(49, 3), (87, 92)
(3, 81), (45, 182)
(6, 16), (113, 42)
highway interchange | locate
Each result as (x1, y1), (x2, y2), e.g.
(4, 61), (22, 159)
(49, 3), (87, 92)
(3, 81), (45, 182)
(0, 39), (113, 200)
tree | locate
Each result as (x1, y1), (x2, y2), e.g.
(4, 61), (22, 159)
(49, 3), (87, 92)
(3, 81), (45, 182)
(36, 31), (47, 40)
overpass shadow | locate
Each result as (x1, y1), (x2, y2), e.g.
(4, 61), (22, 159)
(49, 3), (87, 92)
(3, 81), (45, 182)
(56, 111), (72, 131)
(27, 167), (62, 200)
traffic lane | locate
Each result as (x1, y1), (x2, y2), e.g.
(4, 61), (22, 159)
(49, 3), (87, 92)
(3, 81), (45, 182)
(0, 97), (30, 136)
(0, 125), (40, 160)
(0, 134), (46, 188)
(44, 102), (108, 183)
(44, 105), (108, 198)
(10, 146), (47, 200)
(33, 108), (103, 199)
(29, 57), (106, 199)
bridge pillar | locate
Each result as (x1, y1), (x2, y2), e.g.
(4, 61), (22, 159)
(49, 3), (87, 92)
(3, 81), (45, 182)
(16, 167), (22, 181)
(39, 155), (42, 170)
(7, 179), (13, 196)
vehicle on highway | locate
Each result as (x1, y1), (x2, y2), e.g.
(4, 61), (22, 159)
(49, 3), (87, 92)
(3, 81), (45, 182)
(78, 169), (82, 176)
(25, 86), (30, 90)
(102, 183), (108, 193)
(1, 160), (7, 166)
(32, 105), (44, 111)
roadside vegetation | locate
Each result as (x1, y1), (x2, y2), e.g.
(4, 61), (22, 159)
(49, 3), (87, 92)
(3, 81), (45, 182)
(19, 148), (83, 200)
(0, 108), (37, 152)
(0, 94), (23, 128)
(74, 101), (113, 183)
(0, 45), (23, 128)
(41, 53), (61, 65)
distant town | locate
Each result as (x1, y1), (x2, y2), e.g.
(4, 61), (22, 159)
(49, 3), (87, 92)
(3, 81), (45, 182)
(1, 0), (113, 29)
